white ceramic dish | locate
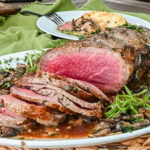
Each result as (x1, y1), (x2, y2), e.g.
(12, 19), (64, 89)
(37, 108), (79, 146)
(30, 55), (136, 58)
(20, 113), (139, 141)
(1, 50), (150, 148)
(36, 11), (150, 40)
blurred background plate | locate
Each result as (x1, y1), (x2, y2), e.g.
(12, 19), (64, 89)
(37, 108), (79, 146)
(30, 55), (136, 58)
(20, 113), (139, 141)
(37, 11), (150, 40)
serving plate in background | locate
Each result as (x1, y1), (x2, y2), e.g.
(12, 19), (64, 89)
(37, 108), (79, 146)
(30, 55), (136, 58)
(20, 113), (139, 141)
(36, 11), (150, 40)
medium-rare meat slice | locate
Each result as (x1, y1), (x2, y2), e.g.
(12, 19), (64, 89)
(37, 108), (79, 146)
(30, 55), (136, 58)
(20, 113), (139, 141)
(37, 88), (102, 118)
(12, 85), (102, 117)
(0, 95), (59, 126)
(38, 71), (109, 102)
(0, 114), (27, 137)
(10, 86), (71, 113)
(16, 80), (101, 110)
(17, 71), (109, 102)
(39, 27), (150, 93)
(0, 107), (30, 137)
(17, 77), (98, 102)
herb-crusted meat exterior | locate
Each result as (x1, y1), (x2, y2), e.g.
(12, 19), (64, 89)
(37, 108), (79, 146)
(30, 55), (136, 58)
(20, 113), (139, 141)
(39, 26), (150, 93)
(0, 95), (60, 126)
(16, 72), (108, 118)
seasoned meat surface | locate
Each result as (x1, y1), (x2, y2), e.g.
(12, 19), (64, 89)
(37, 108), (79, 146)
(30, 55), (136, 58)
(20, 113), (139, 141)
(39, 27), (150, 93)
(16, 72), (107, 118)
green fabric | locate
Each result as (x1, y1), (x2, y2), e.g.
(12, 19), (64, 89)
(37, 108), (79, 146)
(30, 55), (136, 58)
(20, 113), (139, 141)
(0, 0), (149, 56)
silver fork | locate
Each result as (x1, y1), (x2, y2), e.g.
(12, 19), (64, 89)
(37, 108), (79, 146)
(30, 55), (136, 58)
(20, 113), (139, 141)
(20, 11), (65, 25)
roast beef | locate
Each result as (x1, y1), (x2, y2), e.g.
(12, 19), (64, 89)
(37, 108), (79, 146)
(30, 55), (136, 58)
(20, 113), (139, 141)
(0, 95), (60, 126)
(37, 88), (102, 118)
(12, 85), (102, 117)
(17, 71), (109, 102)
(11, 86), (71, 113)
(0, 107), (31, 137)
(15, 71), (105, 118)
(39, 26), (150, 93)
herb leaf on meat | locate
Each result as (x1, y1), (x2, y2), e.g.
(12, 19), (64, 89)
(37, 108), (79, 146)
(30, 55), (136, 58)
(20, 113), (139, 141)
(105, 85), (150, 119)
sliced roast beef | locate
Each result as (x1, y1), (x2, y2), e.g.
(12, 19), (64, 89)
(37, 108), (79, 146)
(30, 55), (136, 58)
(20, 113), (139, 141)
(0, 107), (31, 137)
(10, 86), (71, 113)
(17, 71), (109, 102)
(0, 95), (60, 126)
(39, 27), (150, 93)
(0, 109), (27, 128)
(37, 88), (102, 118)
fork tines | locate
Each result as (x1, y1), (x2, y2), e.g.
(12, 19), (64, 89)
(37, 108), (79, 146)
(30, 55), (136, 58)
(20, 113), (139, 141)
(46, 13), (64, 25)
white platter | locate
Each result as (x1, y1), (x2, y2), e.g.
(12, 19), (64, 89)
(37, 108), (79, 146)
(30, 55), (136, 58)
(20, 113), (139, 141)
(37, 10), (150, 40)
(1, 50), (150, 148)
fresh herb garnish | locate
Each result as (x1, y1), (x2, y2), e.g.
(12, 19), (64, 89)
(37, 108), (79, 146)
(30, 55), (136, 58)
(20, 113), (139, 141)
(78, 35), (85, 40)
(119, 23), (144, 32)
(24, 49), (45, 73)
(73, 87), (78, 93)
(92, 128), (102, 134)
(0, 103), (4, 107)
(130, 116), (144, 124)
(91, 28), (101, 34)
(122, 126), (135, 133)
(105, 85), (150, 119)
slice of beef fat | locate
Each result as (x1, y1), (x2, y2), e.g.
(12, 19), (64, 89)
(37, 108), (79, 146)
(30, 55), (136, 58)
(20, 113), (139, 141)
(0, 95), (59, 126)
(39, 26), (150, 93)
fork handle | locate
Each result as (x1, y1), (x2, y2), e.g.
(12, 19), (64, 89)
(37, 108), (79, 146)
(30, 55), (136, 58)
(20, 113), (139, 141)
(20, 10), (42, 17)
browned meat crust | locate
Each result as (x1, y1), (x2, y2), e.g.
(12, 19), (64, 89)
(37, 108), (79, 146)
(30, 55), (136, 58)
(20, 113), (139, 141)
(39, 27), (150, 93)
(0, 95), (60, 126)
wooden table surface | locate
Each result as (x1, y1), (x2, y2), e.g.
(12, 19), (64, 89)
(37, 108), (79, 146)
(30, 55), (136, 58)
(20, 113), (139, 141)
(1, 0), (150, 14)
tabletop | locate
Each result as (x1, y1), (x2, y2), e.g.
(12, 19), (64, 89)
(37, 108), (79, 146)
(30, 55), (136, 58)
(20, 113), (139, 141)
(0, 0), (150, 15)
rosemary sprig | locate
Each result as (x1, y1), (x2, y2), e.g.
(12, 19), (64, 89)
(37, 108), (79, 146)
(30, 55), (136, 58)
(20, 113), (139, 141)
(105, 85), (150, 119)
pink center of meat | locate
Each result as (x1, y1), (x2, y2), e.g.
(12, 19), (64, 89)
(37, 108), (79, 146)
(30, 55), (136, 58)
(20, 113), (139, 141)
(44, 50), (124, 92)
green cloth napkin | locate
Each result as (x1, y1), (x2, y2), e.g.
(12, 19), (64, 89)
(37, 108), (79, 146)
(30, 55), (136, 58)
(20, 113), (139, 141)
(0, 0), (149, 56)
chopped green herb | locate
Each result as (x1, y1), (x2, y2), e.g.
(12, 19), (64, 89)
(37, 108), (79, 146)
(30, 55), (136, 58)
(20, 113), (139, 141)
(73, 87), (78, 93)
(1, 82), (9, 89)
(91, 28), (101, 34)
(8, 57), (13, 63)
(16, 57), (20, 61)
(92, 128), (102, 134)
(106, 27), (112, 31)
(0, 60), (2, 65)
(130, 116), (144, 124)
(105, 85), (150, 119)
(119, 23), (144, 32)
(78, 35), (85, 40)
(4, 59), (9, 64)
(122, 126), (135, 133)
(0, 103), (4, 107)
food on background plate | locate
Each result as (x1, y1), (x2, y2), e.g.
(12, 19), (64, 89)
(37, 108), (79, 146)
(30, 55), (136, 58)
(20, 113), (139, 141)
(0, 25), (150, 139)
(57, 11), (127, 37)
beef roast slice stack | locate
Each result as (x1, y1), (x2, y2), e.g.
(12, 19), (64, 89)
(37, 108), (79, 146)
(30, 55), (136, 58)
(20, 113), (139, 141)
(15, 71), (109, 118)
(39, 26), (150, 93)
(0, 95), (64, 126)
(0, 107), (30, 137)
